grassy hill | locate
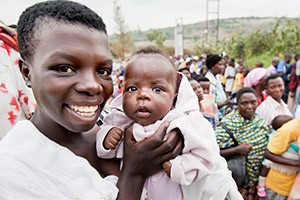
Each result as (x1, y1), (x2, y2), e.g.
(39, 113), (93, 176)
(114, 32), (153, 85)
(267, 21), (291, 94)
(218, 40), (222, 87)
(109, 17), (298, 49)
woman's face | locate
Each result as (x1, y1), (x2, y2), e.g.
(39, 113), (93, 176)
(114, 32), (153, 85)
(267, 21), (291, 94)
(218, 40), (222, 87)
(211, 59), (225, 75)
(23, 21), (113, 134)
(266, 77), (285, 102)
(237, 92), (258, 120)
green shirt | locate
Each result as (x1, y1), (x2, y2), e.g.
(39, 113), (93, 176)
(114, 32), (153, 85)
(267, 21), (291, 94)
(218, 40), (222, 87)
(216, 109), (270, 185)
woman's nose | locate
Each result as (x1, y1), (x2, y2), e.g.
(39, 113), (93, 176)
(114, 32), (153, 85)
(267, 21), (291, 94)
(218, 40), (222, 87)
(75, 72), (103, 96)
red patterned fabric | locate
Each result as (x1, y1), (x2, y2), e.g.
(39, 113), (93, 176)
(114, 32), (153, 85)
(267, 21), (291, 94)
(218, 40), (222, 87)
(0, 25), (36, 138)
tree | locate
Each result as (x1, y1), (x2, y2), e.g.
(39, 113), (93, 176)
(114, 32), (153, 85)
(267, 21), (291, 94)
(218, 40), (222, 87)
(146, 30), (166, 47)
(111, 0), (132, 59)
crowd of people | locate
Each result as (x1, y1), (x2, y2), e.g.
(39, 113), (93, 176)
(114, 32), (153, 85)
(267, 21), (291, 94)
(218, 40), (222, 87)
(177, 53), (300, 200)
(0, 0), (300, 200)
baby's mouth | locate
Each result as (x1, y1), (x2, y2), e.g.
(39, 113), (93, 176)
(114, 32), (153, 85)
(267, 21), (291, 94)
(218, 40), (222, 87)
(136, 106), (151, 117)
(68, 105), (98, 117)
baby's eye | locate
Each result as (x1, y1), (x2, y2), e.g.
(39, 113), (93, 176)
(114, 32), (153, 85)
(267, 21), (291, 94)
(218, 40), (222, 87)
(152, 87), (163, 92)
(57, 65), (75, 73)
(97, 68), (111, 77)
(128, 86), (138, 92)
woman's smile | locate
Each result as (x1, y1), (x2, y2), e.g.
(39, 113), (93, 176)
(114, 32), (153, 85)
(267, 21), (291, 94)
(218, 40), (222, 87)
(67, 104), (99, 117)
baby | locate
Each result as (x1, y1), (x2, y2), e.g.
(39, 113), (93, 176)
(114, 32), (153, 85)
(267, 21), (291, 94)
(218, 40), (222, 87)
(97, 46), (241, 200)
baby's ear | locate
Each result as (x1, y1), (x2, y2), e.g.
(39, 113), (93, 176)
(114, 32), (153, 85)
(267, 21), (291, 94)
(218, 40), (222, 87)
(19, 59), (32, 88)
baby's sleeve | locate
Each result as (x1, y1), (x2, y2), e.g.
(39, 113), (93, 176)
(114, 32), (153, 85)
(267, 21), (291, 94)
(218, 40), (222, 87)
(96, 124), (118, 159)
(168, 111), (220, 185)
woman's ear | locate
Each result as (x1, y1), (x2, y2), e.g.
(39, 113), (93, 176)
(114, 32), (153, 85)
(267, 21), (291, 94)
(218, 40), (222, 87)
(19, 59), (32, 88)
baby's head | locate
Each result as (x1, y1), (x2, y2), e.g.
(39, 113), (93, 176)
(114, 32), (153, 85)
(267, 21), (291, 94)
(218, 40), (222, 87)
(122, 46), (178, 126)
(271, 115), (294, 130)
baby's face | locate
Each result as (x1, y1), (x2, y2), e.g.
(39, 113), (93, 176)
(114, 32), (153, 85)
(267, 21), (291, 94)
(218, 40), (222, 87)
(123, 54), (177, 126)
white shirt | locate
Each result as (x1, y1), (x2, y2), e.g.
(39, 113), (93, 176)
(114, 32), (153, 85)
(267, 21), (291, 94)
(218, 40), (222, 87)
(0, 120), (118, 199)
(205, 71), (227, 104)
(256, 95), (293, 126)
(224, 66), (235, 92)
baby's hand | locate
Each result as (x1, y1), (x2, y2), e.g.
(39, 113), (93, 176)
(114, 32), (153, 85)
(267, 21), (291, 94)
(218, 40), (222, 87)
(162, 161), (172, 177)
(104, 127), (124, 150)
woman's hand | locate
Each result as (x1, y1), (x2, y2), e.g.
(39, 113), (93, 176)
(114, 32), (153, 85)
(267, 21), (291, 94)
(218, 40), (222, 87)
(122, 121), (183, 177)
(117, 121), (183, 200)
(220, 143), (252, 158)
(237, 143), (253, 156)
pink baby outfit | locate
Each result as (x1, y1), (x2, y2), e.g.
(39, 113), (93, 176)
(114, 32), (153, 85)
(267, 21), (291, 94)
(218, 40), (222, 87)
(97, 74), (242, 200)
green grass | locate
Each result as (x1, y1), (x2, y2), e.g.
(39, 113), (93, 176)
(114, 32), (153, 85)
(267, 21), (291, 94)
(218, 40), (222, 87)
(244, 52), (276, 69)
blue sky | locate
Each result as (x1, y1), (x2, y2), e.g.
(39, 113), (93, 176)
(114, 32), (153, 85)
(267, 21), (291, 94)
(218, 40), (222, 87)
(1, 0), (299, 34)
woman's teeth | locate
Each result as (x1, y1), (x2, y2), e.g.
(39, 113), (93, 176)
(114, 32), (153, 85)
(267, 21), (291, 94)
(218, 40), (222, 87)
(69, 105), (98, 117)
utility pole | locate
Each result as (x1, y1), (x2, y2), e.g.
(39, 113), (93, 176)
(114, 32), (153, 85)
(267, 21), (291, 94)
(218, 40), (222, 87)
(174, 17), (183, 56)
(205, 0), (220, 47)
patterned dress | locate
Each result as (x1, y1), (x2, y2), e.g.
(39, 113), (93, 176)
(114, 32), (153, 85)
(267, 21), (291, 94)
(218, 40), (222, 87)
(215, 109), (270, 186)
(0, 26), (36, 138)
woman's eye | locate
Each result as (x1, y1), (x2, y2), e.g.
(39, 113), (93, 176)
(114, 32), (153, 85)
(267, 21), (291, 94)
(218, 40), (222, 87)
(153, 87), (163, 92)
(128, 86), (137, 92)
(97, 69), (111, 77)
(57, 65), (75, 73)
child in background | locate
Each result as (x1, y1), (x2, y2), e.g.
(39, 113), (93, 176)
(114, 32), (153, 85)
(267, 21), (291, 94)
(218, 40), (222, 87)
(97, 46), (242, 200)
(189, 79), (217, 129)
(189, 78), (218, 130)
(232, 66), (244, 94)
(195, 76), (218, 116)
(224, 58), (236, 97)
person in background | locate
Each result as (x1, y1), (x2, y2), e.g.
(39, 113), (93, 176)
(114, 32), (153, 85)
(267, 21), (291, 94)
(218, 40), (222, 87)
(255, 61), (264, 68)
(178, 67), (192, 79)
(189, 55), (200, 76)
(234, 58), (245, 74)
(244, 68), (269, 105)
(215, 87), (269, 199)
(232, 66), (245, 94)
(205, 54), (228, 116)
(256, 115), (294, 198)
(243, 66), (250, 78)
(189, 78), (218, 129)
(256, 74), (293, 126)
(0, 22), (36, 139)
(290, 55), (300, 116)
(263, 117), (300, 200)
(277, 53), (293, 103)
(267, 57), (280, 75)
(224, 58), (236, 98)
(0, 1), (183, 199)
(196, 76), (219, 118)
(287, 54), (300, 112)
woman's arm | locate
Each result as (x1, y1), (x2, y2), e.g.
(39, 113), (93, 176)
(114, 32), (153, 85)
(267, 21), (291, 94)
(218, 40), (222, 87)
(117, 121), (183, 200)
(220, 143), (253, 158)
(265, 149), (300, 167)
